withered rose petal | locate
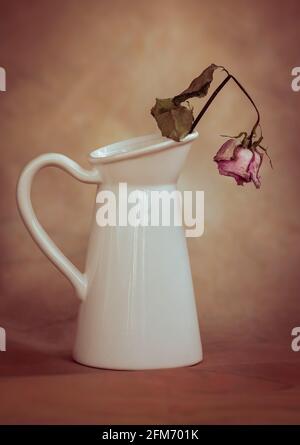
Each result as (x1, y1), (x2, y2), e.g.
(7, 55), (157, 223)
(214, 138), (264, 188)
(216, 164), (248, 186)
(248, 150), (263, 189)
(216, 146), (253, 185)
(213, 139), (237, 162)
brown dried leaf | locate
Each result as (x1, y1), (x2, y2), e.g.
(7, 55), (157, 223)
(173, 64), (219, 105)
(151, 98), (194, 141)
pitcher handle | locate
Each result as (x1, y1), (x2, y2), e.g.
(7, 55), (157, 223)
(17, 153), (101, 301)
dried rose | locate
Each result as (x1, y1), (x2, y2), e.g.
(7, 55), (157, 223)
(214, 138), (263, 188)
(150, 64), (271, 186)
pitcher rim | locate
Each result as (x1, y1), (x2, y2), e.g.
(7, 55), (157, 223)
(88, 131), (199, 164)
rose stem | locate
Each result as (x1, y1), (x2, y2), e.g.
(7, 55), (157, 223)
(190, 71), (261, 146)
(190, 75), (231, 133)
(229, 74), (261, 144)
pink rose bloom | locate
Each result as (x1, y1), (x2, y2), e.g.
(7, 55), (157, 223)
(214, 139), (263, 188)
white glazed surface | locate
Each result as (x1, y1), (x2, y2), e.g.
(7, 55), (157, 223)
(17, 132), (202, 370)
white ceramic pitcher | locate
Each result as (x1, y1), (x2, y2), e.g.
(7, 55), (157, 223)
(17, 132), (202, 370)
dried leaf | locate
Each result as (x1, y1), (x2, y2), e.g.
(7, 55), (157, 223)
(173, 64), (219, 105)
(151, 98), (194, 141)
(151, 98), (175, 116)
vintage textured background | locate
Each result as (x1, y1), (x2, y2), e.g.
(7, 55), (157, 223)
(0, 0), (300, 424)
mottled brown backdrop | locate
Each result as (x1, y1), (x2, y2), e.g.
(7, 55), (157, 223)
(0, 0), (300, 424)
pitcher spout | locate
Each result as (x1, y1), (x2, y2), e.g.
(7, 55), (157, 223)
(88, 131), (199, 185)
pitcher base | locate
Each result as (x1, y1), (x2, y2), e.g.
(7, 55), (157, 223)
(72, 352), (203, 371)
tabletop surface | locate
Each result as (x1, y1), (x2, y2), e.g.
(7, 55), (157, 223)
(1, 336), (299, 425)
